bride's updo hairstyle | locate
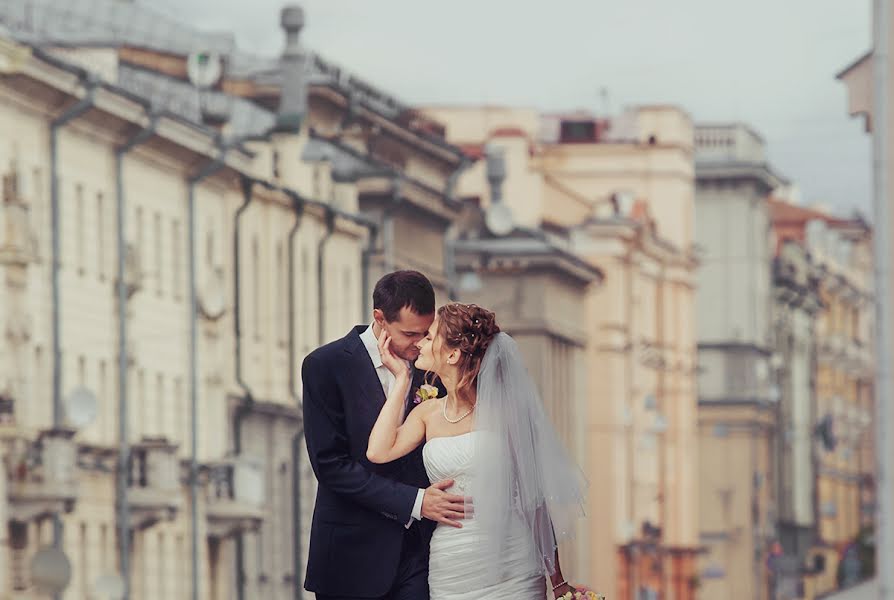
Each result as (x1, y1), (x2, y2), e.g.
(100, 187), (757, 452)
(436, 303), (500, 403)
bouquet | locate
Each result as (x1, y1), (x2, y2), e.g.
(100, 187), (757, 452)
(557, 585), (605, 600)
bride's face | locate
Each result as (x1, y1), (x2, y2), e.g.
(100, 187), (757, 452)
(414, 318), (447, 374)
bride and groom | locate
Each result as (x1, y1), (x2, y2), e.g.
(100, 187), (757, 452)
(302, 270), (587, 600)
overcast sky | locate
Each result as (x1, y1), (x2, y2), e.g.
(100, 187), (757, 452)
(156, 0), (873, 214)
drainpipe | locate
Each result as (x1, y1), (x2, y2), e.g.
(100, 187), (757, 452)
(233, 174), (256, 600)
(187, 146), (228, 600)
(443, 157), (471, 300)
(233, 175), (257, 453)
(114, 114), (157, 600)
(382, 177), (403, 274)
(286, 192), (305, 600)
(317, 209), (336, 346)
(361, 226), (379, 317)
(49, 79), (96, 561)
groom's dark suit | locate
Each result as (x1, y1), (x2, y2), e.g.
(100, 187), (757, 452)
(303, 325), (435, 599)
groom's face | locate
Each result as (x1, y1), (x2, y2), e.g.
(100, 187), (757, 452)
(374, 307), (434, 361)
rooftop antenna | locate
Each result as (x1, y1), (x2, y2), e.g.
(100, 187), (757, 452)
(600, 86), (610, 116)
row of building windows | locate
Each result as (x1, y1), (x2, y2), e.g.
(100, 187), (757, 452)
(27, 174), (333, 340)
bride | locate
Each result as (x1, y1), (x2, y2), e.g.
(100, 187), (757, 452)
(366, 302), (587, 599)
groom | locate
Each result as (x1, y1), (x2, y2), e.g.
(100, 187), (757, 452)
(302, 270), (467, 599)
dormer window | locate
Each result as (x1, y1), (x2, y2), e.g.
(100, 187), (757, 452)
(559, 120), (597, 143)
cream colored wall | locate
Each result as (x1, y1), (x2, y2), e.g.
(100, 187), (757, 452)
(423, 105), (542, 142)
(0, 57), (364, 600)
(539, 141), (695, 249)
(407, 103), (699, 599)
(698, 404), (776, 600)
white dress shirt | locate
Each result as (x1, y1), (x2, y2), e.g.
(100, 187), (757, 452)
(359, 324), (425, 526)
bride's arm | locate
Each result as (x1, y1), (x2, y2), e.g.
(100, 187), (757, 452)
(366, 332), (427, 464)
(366, 372), (427, 464)
(548, 546), (574, 598)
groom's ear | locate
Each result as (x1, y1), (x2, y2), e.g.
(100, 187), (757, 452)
(372, 308), (385, 326)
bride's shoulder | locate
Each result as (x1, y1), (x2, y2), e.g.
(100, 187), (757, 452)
(414, 396), (444, 419)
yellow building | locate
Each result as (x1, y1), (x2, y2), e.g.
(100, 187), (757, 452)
(424, 104), (701, 600)
(772, 201), (875, 598)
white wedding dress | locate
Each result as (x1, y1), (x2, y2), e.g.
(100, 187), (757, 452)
(424, 432), (547, 599)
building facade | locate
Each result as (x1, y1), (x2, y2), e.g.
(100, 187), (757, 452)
(693, 123), (787, 600)
(0, 2), (469, 598)
(769, 234), (823, 600)
(425, 104), (701, 600)
(770, 200), (875, 599)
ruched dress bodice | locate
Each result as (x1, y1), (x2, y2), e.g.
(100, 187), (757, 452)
(423, 432), (546, 599)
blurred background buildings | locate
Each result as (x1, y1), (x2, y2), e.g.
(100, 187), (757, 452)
(0, 1), (880, 599)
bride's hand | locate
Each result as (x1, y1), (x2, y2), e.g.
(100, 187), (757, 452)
(552, 582), (578, 599)
(377, 329), (409, 379)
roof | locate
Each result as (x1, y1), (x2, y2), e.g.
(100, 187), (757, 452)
(768, 198), (869, 255)
(453, 229), (604, 286)
(768, 198), (855, 227)
(118, 64), (275, 140)
(0, 0), (461, 155)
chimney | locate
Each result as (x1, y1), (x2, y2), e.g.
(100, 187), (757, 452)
(273, 5), (308, 133)
(485, 145), (506, 204)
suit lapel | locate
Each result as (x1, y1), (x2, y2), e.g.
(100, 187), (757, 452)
(343, 327), (386, 417)
(344, 327), (432, 424)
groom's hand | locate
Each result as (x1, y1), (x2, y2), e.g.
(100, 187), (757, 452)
(421, 480), (471, 528)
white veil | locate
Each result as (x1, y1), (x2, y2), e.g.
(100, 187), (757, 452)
(468, 332), (588, 576)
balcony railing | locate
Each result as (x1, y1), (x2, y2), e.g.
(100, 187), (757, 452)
(205, 455), (265, 539)
(5, 427), (78, 522)
(127, 438), (182, 529)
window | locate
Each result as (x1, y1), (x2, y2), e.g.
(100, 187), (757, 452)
(172, 219), (182, 299)
(76, 184), (85, 275)
(34, 346), (44, 425)
(100, 523), (108, 571)
(158, 532), (167, 598)
(276, 242), (285, 343)
(78, 355), (86, 387)
(137, 369), (146, 441)
(301, 248), (310, 352)
(32, 167), (43, 260)
(343, 266), (352, 322)
(175, 535), (185, 599)
(79, 523), (89, 598)
(99, 360), (107, 441)
(135, 206), (144, 256)
(156, 373), (165, 438)
(97, 192), (106, 279)
(205, 224), (214, 268)
(174, 377), (184, 446)
(559, 120), (597, 143)
(252, 236), (261, 339)
(154, 212), (163, 296)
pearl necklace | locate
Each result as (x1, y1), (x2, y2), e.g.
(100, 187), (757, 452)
(442, 398), (474, 424)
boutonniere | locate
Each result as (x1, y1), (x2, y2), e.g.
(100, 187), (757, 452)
(413, 383), (439, 404)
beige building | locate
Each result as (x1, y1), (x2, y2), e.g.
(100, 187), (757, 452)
(0, 30), (361, 599)
(693, 123), (787, 600)
(425, 104), (701, 600)
(0, 2), (468, 598)
(771, 200), (875, 599)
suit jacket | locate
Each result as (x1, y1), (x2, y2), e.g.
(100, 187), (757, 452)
(302, 325), (434, 597)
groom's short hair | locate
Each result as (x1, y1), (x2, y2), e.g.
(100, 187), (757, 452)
(373, 270), (435, 322)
